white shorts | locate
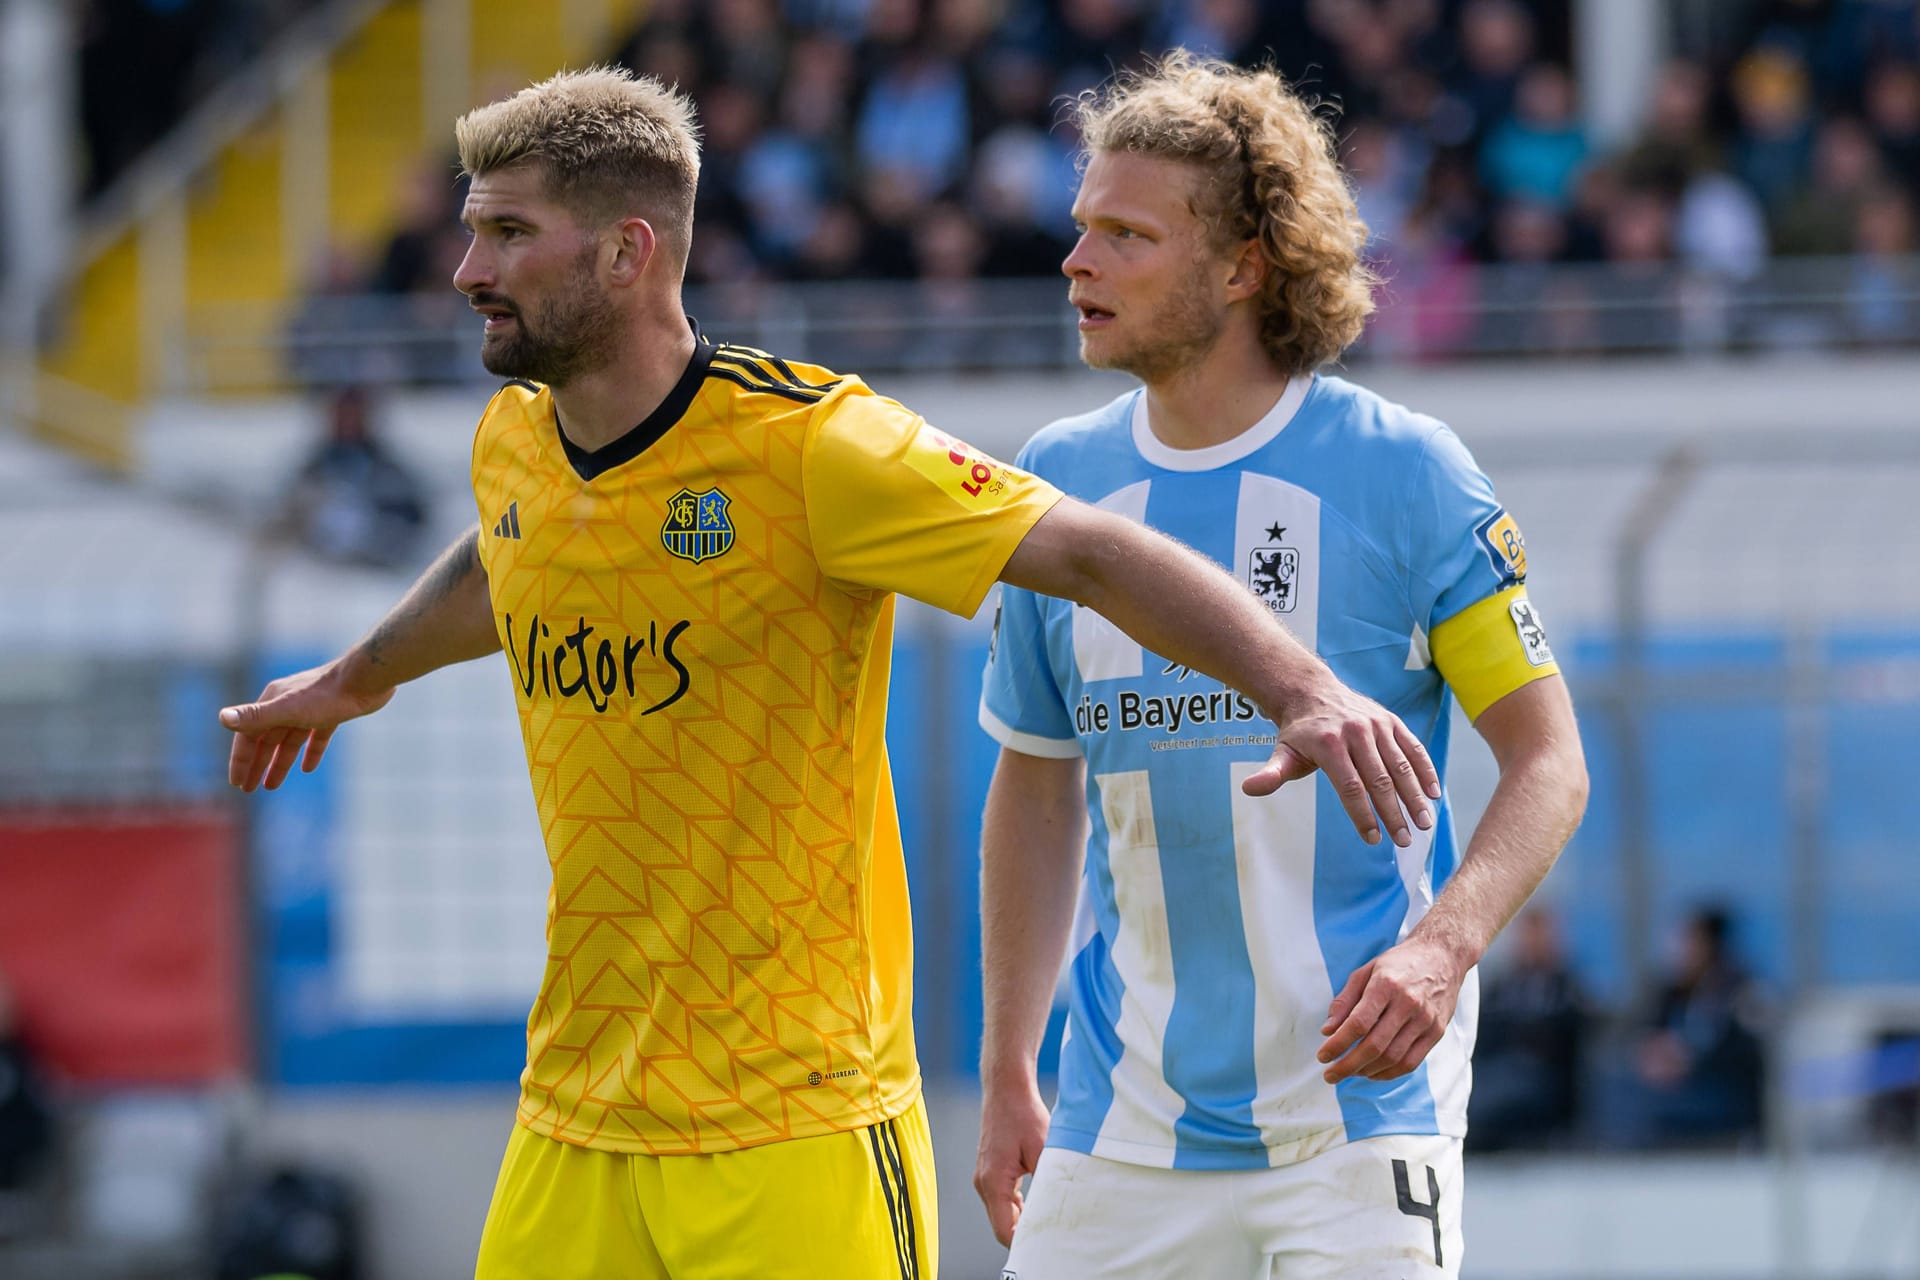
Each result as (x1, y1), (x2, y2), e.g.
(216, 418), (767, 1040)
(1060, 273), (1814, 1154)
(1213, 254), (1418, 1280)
(1000, 1134), (1462, 1280)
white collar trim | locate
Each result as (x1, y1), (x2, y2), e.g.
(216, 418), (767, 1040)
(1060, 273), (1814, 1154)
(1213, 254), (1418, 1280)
(1130, 375), (1313, 472)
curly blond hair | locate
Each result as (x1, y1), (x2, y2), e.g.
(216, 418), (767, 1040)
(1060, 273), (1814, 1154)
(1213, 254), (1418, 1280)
(456, 66), (701, 264)
(1073, 51), (1376, 374)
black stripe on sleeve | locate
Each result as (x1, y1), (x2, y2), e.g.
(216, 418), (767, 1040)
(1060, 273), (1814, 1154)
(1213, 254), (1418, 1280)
(714, 346), (841, 393)
(705, 365), (827, 405)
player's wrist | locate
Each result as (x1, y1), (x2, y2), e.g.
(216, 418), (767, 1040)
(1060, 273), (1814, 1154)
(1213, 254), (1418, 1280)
(1260, 654), (1339, 726)
(333, 648), (398, 705)
(1410, 916), (1485, 979)
(980, 1051), (1042, 1095)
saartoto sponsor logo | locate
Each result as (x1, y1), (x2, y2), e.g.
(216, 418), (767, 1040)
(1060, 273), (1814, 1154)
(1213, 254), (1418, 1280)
(505, 614), (693, 714)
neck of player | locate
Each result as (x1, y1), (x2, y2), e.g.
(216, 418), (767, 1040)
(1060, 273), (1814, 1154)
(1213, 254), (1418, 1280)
(551, 308), (698, 453)
(1142, 312), (1292, 452)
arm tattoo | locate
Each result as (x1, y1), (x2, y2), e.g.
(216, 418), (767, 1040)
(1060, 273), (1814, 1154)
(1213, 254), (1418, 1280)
(364, 528), (484, 670)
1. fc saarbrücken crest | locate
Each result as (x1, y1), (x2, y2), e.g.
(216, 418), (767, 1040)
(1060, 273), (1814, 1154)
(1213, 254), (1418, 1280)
(662, 487), (735, 563)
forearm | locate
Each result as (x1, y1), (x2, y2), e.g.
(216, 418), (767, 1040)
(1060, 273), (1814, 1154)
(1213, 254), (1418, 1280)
(337, 526), (500, 693)
(980, 751), (1087, 1090)
(1412, 743), (1587, 968)
(1003, 505), (1325, 718)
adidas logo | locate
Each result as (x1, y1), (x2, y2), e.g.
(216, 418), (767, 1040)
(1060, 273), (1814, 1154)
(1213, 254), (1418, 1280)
(493, 501), (522, 540)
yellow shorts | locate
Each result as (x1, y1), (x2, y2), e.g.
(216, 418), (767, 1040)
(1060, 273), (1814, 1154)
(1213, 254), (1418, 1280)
(473, 1094), (937, 1279)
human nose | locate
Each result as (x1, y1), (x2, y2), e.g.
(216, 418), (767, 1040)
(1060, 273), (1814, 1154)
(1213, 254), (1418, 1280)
(1061, 233), (1096, 280)
(453, 237), (490, 296)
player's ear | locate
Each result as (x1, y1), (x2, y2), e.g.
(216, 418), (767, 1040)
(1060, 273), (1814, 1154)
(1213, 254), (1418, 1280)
(1224, 237), (1266, 301)
(606, 216), (658, 286)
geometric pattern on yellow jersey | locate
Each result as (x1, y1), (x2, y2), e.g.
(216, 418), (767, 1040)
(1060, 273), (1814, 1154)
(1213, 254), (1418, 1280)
(470, 327), (1060, 1155)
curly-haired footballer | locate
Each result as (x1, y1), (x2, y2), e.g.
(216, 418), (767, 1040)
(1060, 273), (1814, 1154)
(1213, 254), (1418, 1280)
(974, 52), (1589, 1279)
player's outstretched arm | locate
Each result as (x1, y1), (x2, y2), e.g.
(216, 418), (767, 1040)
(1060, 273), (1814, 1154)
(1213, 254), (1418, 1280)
(1318, 675), (1587, 1083)
(220, 526), (500, 792)
(1000, 498), (1441, 847)
(975, 747), (1087, 1247)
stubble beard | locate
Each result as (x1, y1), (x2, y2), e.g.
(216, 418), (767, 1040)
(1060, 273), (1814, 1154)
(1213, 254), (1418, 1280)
(478, 250), (620, 389)
(1079, 276), (1225, 386)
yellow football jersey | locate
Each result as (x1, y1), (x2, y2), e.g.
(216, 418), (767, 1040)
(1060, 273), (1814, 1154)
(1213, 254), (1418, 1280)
(470, 331), (1061, 1156)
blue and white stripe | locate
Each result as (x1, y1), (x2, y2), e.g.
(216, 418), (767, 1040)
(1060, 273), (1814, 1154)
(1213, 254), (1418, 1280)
(983, 375), (1502, 1168)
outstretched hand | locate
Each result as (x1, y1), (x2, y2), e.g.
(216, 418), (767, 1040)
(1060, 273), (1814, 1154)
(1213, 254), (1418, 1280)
(220, 661), (394, 792)
(1241, 677), (1441, 847)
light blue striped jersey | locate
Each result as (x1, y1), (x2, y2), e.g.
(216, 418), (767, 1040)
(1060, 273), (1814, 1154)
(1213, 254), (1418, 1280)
(979, 374), (1545, 1170)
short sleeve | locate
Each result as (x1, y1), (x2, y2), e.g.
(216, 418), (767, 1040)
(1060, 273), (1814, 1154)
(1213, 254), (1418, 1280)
(979, 582), (1080, 758)
(803, 385), (1064, 616)
(1409, 426), (1560, 720)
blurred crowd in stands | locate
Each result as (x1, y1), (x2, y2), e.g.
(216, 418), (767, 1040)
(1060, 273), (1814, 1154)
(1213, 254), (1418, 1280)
(282, 0), (1920, 372)
(68, 1), (1920, 367)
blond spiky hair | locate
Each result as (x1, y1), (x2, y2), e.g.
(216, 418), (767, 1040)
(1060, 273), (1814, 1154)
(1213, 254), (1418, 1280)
(1073, 51), (1377, 375)
(456, 65), (701, 252)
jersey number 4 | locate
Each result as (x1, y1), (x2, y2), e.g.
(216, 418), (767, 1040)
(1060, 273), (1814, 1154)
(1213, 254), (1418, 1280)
(1393, 1158), (1443, 1268)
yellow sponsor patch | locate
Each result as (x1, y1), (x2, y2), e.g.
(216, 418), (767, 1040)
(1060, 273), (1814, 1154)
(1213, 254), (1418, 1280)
(903, 425), (1020, 508)
(1475, 508), (1528, 585)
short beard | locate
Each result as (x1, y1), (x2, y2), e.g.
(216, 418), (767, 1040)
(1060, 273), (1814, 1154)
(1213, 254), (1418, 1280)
(478, 247), (619, 388)
(1080, 275), (1225, 385)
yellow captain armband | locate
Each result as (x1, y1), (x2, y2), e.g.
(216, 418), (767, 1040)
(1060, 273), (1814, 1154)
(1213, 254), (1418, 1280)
(1430, 587), (1560, 721)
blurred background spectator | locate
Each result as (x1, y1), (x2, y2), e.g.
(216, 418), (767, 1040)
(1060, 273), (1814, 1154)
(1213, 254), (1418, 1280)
(0, 971), (55, 1232)
(1469, 909), (1588, 1153)
(1603, 906), (1769, 1151)
(280, 386), (430, 570)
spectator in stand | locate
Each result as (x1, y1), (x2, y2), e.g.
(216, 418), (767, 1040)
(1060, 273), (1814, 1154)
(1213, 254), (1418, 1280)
(281, 386), (430, 571)
(854, 37), (972, 203)
(1776, 116), (1886, 257)
(1450, 0), (1536, 146)
(1605, 906), (1768, 1150)
(1049, 0), (1152, 94)
(1155, 0), (1263, 62)
(1848, 183), (1919, 344)
(1674, 169), (1769, 284)
(789, 201), (872, 282)
(1480, 62), (1589, 208)
(1729, 46), (1817, 217)
(1618, 60), (1721, 195)
(0, 972), (54, 1213)
(1344, 118), (1422, 253)
(1599, 183), (1682, 347)
(1736, 0), (1880, 108)
(908, 201), (1001, 367)
(972, 128), (1075, 278)
(1468, 909), (1587, 1152)
(738, 32), (854, 267)
(1365, 199), (1479, 359)
(1863, 59), (1920, 203)
(372, 161), (466, 296)
(707, 0), (786, 92)
(285, 245), (396, 386)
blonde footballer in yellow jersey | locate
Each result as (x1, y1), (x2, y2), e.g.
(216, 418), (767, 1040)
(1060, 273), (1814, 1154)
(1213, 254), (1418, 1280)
(222, 67), (1443, 1279)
